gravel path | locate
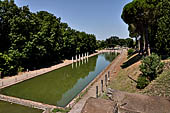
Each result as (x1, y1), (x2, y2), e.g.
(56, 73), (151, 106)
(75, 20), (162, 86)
(69, 49), (127, 113)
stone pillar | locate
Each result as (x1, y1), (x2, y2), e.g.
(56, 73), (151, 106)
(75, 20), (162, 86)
(79, 59), (80, 66)
(82, 53), (84, 60)
(72, 56), (74, 63)
(96, 86), (98, 98)
(105, 74), (107, 87)
(108, 71), (110, 82)
(76, 55), (77, 62)
(79, 54), (81, 61)
(101, 80), (104, 93)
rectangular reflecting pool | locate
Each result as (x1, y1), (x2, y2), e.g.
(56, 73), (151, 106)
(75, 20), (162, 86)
(0, 52), (117, 107)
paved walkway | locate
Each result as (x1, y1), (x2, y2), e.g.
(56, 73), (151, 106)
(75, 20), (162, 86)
(69, 49), (127, 113)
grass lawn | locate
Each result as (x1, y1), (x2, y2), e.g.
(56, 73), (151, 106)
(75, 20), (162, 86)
(0, 100), (43, 113)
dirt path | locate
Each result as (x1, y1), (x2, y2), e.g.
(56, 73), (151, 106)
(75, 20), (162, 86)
(69, 49), (127, 113)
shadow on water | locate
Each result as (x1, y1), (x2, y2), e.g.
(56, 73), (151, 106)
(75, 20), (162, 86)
(121, 54), (142, 69)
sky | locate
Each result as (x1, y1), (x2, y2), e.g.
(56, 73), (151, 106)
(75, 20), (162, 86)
(15, 0), (132, 40)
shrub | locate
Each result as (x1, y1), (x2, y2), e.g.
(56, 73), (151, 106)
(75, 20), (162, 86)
(137, 76), (149, 89)
(128, 49), (134, 56)
(139, 53), (164, 81)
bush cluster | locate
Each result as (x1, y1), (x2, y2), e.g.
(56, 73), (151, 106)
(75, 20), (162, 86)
(137, 53), (164, 89)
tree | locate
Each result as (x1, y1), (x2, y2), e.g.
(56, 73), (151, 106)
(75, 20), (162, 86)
(153, 0), (170, 56)
(121, 0), (160, 55)
(0, 0), (97, 76)
(105, 36), (119, 48)
(122, 0), (170, 56)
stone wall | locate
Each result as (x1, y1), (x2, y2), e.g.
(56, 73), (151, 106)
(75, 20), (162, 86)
(0, 94), (60, 111)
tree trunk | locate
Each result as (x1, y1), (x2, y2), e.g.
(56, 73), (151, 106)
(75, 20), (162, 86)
(145, 25), (151, 56)
(143, 31), (146, 55)
(135, 37), (138, 50)
(140, 35), (144, 55)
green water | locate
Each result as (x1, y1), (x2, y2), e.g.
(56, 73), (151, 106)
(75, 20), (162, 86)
(0, 100), (42, 113)
(0, 52), (116, 107)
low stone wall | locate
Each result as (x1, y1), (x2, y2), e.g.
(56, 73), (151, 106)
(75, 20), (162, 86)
(0, 94), (60, 111)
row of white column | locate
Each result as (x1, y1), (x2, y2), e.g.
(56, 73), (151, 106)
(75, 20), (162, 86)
(72, 52), (89, 63)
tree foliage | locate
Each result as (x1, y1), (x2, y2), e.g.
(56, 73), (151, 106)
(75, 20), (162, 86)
(97, 36), (134, 49)
(0, 0), (97, 77)
(139, 53), (164, 81)
(122, 0), (170, 56)
(137, 53), (164, 89)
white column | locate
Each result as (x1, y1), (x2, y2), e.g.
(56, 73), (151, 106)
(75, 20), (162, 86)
(79, 59), (80, 66)
(76, 55), (77, 62)
(82, 53), (84, 60)
(79, 54), (81, 61)
(72, 57), (74, 63)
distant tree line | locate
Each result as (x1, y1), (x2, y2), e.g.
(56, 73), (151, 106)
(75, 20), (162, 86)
(121, 0), (170, 56)
(97, 36), (134, 49)
(0, 0), (97, 77)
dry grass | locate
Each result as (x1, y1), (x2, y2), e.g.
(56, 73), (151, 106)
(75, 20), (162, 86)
(141, 68), (170, 98)
(109, 55), (141, 93)
(109, 53), (170, 99)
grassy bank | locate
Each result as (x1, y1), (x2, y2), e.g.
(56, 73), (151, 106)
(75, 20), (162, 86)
(108, 53), (170, 99)
(141, 69), (170, 98)
(109, 53), (141, 93)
